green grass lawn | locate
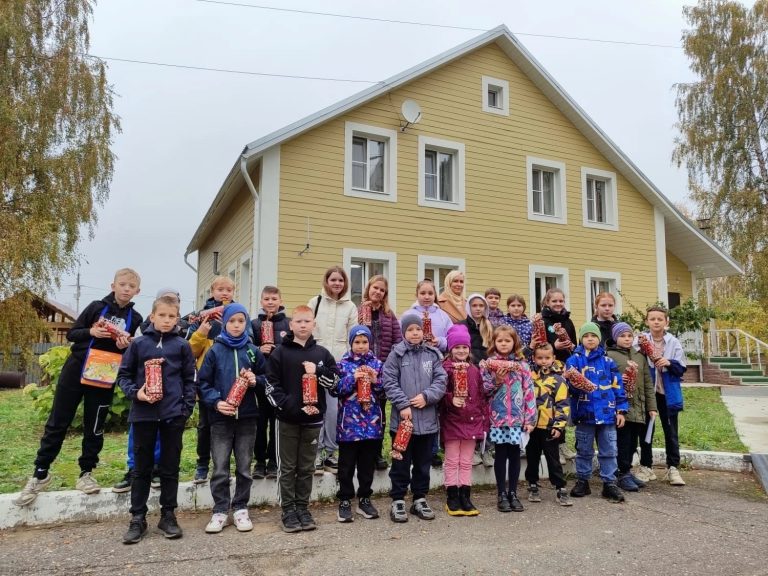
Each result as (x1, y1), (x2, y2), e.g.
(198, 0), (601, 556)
(0, 386), (745, 494)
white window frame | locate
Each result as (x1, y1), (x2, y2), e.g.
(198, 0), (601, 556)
(527, 156), (567, 224)
(344, 122), (398, 202)
(239, 253), (251, 312)
(342, 248), (398, 310)
(581, 167), (618, 231)
(481, 75), (509, 116)
(417, 136), (465, 211)
(528, 265), (570, 313)
(584, 270), (622, 320)
(417, 256), (466, 288)
(227, 263), (237, 286)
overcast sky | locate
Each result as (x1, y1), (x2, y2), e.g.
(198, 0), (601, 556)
(53, 0), (707, 315)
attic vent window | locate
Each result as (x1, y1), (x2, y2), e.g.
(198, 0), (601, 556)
(481, 75), (509, 116)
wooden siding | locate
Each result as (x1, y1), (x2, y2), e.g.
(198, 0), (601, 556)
(262, 43), (659, 325)
(196, 188), (255, 311)
(666, 250), (693, 302)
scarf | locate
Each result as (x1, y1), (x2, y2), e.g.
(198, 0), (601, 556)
(439, 271), (467, 323)
(216, 303), (251, 349)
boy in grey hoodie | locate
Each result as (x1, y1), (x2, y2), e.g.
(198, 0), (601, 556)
(382, 314), (447, 523)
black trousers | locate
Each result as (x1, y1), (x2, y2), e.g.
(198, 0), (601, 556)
(34, 357), (114, 473)
(389, 432), (435, 501)
(254, 387), (276, 464)
(130, 417), (186, 516)
(494, 443), (521, 494)
(525, 428), (566, 488)
(337, 439), (378, 500)
(617, 421), (645, 474)
(196, 399), (211, 469)
(656, 392), (681, 468)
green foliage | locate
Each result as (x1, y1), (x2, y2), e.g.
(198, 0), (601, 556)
(0, 0), (119, 358)
(673, 0), (768, 303)
(617, 292), (717, 336)
(712, 292), (768, 342)
(24, 345), (130, 430)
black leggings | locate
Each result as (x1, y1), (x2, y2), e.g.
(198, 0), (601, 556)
(494, 443), (521, 495)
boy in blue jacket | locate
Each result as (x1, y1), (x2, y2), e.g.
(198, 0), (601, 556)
(117, 295), (196, 544)
(382, 314), (447, 523)
(198, 303), (267, 534)
(565, 322), (627, 503)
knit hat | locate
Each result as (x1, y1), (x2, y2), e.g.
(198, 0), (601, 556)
(578, 322), (601, 340)
(611, 322), (633, 343)
(464, 293), (489, 319)
(446, 324), (471, 351)
(349, 325), (372, 347)
(217, 303), (250, 348)
(156, 286), (180, 299)
(400, 313), (423, 334)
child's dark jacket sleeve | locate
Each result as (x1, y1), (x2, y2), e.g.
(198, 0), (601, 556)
(117, 340), (140, 400)
(265, 348), (287, 410)
(181, 341), (197, 416)
(197, 347), (221, 409)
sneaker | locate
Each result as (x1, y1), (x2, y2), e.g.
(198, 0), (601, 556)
(629, 473), (646, 488)
(375, 456), (388, 470)
(266, 461), (278, 479)
(570, 479), (591, 498)
(602, 482), (625, 503)
(193, 467), (209, 484)
(390, 500), (408, 523)
(252, 462), (266, 480)
(497, 492), (512, 513)
(508, 492), (524, 512)
(527, 483), (541, 502)
(281, 509), (302, 533)
(157, 510), (183, 538)
(296, 507), (317, 531)
(357, 497), (379, 519)
(233, 509), (253, 532)
(556, 488), (573, 506)
(559, 444), (576, 460)
(323, 456), (339, 474)
(431, 454), (443, 468)
(314, 453), (324, 476)
(113, 470), (133, 494)
(337, 500), (354, 523)
(76, 472), (101, 495)
(665, 466), (686, 486)
(13, 474), (52, 507)
(410, 498), (435, 520)
(481, 450), (494, 468)
(205, 512), (229, 534)
(617, 473), (640, 492)
(150, 472), (161, 489)
(472, 450), (483, 466)
(122, 515), (147, 545)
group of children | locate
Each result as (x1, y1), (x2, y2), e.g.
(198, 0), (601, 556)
(13, 268), (687, 543)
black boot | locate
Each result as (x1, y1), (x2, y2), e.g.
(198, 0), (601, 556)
(602, 482), (625, 503)
(459, 486), (479, 516)
(157, 509), (183, 539)
(570, 478), (592, 498)
(445, 486), (463, 516)
(122, 514), (147, 545)
(508, 491), (525, 512)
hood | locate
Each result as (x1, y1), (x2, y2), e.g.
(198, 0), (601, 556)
(465, 293), (489, 319)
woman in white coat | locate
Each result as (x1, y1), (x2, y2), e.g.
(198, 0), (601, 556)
(308, 265), (358, 472)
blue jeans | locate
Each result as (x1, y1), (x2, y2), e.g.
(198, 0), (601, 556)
(210, 418), (257, 513)
(126, 424), (161, 469)
(575, 423), (618, 483)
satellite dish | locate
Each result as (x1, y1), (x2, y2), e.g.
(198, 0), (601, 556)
(400, 99), (422, 128)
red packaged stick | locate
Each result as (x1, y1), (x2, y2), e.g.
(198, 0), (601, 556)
(390, 418), (414, 460)
(144, 358), (165, 401)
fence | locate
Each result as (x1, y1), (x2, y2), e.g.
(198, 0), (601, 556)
(0, 343), (59, 386)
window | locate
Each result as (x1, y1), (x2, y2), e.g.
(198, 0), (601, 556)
(584, 270), (621, 319)
(527, 157), (566, 224)
(418, 136), (465, 211)
(344, 122), (398, 202)
(581, 167), (618, 230)
(239, 257), (251, 310)
(529, 265), (570, 313)
(342, 248), (397, 309)
(418, 255), (465, 289)
(481, 75), (509, 116)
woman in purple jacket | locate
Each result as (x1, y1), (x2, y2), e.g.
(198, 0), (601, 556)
(359, 275), (402, 469)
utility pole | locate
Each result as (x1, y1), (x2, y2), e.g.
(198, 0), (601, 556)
(74, 270), (82, 314)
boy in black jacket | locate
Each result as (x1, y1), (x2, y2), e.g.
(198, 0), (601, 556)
(14, 268), (143, 507)
(117, 295), (196, 544)
(266, 305), (339, 533)
(251, 285), (291, 479)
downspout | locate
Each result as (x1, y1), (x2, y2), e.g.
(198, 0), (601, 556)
(240, 155), (261, 311)
(183, 251), (197, 273)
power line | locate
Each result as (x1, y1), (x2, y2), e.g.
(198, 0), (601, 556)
(194, 0), (681, 49)
(85, 54), (380, 83)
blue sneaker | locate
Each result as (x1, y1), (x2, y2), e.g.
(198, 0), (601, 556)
(629, 473), (646, 488)
(617, 473), (639, 492)
(193, 467), (208, 484)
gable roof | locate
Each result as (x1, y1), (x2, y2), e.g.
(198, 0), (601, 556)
(187, 25), (742, 278)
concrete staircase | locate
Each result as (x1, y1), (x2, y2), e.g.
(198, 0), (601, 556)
(704, 356), (768, 385)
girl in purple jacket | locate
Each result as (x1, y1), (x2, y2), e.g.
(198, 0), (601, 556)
(440, 324), (487, 517)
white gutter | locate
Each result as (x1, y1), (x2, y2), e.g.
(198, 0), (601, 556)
(240, 155), (261, 312)
(183, 251), (197, 273)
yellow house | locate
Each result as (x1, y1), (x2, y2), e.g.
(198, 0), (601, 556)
(185, 25), (741, 329)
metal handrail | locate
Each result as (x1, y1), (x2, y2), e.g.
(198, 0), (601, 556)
(710, 328), (768, 372)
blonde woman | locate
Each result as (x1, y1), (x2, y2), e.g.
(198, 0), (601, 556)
(437, 270), (467, 324)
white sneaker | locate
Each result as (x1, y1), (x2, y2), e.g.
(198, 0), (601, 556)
(205, 512), (229, 533)
(633, 465), (653, 483)
(13, 474), (52, 507)
(665, 466), (686, 486)
(559, 444), (577, 460)
(472, 450), (482, 466)
(75, 472), (101, 494)
(233, 509), (253, 532)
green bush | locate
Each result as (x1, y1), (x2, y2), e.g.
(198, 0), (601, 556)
(23, 345), (131, 431)
(617, 295), (716, 336)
